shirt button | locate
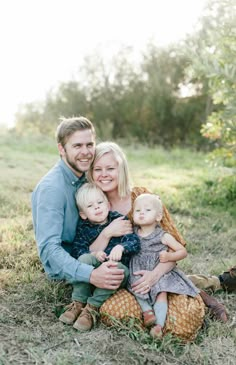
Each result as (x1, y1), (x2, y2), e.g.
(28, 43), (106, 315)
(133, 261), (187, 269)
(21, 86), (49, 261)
(72, 181), (75, 185)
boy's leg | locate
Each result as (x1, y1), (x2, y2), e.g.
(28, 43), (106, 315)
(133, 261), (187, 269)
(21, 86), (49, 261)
(87, 262), (129, 307)
(72, 254), (100, 303)
(74, 262), (129, 331)
(60, 254), (99, 325)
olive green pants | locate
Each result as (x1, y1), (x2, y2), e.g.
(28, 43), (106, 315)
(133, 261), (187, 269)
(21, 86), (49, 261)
(72, 253), (129, 307)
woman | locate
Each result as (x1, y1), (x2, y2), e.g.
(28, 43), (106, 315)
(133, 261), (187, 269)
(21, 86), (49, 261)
(87, 141), (227, 322)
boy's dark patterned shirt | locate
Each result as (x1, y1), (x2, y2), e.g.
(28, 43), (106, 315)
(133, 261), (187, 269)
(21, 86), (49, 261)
(71, 211), (140, 267)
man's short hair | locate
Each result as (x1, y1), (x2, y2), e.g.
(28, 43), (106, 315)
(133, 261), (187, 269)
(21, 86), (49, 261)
(56, 116), (95, 146)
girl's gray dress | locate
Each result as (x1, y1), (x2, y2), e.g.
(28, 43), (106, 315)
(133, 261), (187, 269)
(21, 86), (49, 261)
(128, 226), (199, 305)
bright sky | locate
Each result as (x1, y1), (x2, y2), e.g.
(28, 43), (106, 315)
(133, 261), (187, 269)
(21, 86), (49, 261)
(0, 0), (206, 127)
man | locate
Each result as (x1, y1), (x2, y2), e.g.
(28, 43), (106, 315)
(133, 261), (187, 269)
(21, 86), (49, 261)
(32, 116), (129, 324)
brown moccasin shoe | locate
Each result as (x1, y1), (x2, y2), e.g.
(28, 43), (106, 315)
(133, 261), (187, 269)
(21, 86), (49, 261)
(59, 301), (85, 325)
(73, 304), (99, 331)
(143, 310), (156, 328)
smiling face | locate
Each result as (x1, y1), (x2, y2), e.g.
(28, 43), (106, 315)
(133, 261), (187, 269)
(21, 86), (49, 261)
(92, 152), (119, 195)
(58, 129), (95, 177)
(79, 189), (110, 224)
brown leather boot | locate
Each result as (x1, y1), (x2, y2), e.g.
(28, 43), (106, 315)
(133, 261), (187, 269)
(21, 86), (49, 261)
(219, 266), (236, 292)
(199, 290), (228, 323)
(73, 303), (99, 331)
(59, 301), (85, 325)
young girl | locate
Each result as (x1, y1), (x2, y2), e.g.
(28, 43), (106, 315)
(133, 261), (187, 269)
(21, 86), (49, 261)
(128, 193), (200, 338)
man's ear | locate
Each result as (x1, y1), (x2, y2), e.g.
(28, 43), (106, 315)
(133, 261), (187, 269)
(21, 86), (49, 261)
(79, 211), (87, 220)
(58, 143), (65, 157)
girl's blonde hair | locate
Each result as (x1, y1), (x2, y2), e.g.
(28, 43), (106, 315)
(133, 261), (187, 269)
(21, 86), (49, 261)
(75, 183), (108, 212)
(134, 193), (163, 216)
(87, 142), (131, 198)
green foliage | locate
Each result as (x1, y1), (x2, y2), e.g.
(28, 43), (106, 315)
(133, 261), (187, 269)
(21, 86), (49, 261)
(187, 0), (236, 164)
(1, 136), (235, 364)
(13, 44), (207, 148)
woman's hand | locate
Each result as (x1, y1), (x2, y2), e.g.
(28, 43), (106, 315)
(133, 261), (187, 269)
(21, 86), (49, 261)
(103, 217), (132, 239)
(131, 270), (156, 294)
(131, 261), (176, 294)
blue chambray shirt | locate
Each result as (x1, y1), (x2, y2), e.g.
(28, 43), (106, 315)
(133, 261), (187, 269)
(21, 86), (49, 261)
(31, 159), (94, 283)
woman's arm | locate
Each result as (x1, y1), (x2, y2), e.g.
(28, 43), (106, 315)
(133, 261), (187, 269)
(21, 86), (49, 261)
(89, 217), (133, 252)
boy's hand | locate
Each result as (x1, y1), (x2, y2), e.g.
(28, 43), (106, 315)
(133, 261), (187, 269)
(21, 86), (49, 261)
(108, 245), (124, 262)
(95, 250), (107, 262)
(159, 251), (170, 263)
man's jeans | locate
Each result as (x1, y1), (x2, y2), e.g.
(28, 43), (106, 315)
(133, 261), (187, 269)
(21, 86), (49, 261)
(72, 253), (129, 307)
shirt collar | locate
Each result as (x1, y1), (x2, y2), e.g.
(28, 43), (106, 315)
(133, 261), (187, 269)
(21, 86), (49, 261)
(58, 159), (87, 187)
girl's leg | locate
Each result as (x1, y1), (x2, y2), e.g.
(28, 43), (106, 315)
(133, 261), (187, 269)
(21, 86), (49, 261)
(150, 292), (168, 338)
(135, 297), (156, 328)
(153, 292), (168, 327)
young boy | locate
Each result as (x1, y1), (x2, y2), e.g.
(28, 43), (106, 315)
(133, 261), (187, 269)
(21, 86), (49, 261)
(59, 183), (140, 331)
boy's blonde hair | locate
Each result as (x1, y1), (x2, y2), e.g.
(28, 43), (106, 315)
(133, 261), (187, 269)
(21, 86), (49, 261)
(87, 142), (131, 198)
(134, 193), (163, 216)
(75, 183), (108, 212)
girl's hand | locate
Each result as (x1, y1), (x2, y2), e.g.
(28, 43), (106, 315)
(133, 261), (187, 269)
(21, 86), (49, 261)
(159, 251), (170, 263)
(108, 245), (124, 261)
(131, 270), (156, 294)
(103, 217), (132, 239)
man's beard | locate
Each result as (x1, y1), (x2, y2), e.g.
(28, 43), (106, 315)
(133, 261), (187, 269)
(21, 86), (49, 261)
(64, 152), (90, 175)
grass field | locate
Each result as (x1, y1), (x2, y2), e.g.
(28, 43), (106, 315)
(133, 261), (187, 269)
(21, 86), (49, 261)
(0, 134), (235, 365)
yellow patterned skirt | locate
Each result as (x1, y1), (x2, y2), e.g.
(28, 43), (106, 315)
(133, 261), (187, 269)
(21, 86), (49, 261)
(100, 289), (205, 342)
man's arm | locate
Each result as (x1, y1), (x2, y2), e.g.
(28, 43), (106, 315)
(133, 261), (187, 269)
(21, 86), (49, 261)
(32, 185), (93, 283)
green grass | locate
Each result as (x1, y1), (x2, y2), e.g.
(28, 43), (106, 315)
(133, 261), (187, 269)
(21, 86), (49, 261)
(0, 134), (235, 365)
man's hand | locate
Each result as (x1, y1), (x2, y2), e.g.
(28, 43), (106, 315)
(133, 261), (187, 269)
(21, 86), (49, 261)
(103, 217), (132, 239)
(108, 245), (124, 261)
(90, 261), (124, 289)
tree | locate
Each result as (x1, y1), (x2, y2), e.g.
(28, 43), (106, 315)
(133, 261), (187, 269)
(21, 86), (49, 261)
(187, 0), (236, 165)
